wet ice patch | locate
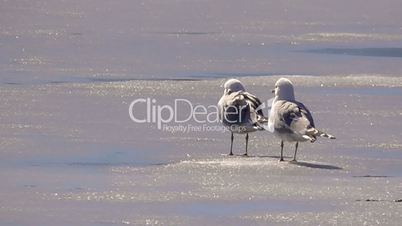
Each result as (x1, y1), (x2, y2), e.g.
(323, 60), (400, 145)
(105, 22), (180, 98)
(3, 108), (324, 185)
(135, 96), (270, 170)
(305, 48), (402, 58)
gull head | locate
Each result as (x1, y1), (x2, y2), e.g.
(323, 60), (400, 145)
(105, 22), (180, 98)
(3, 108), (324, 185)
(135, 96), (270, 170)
(223, 79), (245, 94)
(273, 78), (295, 101)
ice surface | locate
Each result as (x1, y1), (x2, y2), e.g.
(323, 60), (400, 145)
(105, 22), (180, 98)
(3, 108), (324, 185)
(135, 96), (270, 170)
(1, 0), (402, 225)
(2, 0), (402, 84)
(1, 76), (402, 225)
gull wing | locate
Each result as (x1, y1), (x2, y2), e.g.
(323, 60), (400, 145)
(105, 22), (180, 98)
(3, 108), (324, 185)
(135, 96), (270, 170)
(273, 100), (315, 137)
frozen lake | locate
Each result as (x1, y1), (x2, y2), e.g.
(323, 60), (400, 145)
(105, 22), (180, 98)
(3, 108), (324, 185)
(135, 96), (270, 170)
(1, 76), (402, 225)
(1, 0), (402, 225)
(2, 0), (402, 84)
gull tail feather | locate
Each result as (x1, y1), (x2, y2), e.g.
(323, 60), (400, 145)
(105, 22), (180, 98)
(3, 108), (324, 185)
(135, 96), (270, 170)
(257, 115), (269, 124)
(255, 116), (269, 130)
(305, 128), (336, 142)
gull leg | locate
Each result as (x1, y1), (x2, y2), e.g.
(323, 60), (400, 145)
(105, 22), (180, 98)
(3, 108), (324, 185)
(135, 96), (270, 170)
(279, 140), (284, 162)
(243, 133), (249, 156)
(291, 142), (299, 162)
(229, 132), (234, 155)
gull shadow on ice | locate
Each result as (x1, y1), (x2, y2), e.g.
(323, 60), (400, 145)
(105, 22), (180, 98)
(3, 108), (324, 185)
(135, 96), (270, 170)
(288, 161), (343, 170)
(227, 155), (343, 170)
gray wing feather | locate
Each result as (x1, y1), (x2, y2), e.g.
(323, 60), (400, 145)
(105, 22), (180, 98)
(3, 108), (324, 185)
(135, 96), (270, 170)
(243, 92), (268, 127)
(274, 100), (314, 136)
(219, 91), (250, 125)
(243, 92), (264, 116)
(218, 91), (265, 130)
(272, 100), (335, 141)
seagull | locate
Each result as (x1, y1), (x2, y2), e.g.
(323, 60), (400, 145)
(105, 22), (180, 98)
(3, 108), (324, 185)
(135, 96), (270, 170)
(268, 78), (335, 162)
(218, 79), (267, 156)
